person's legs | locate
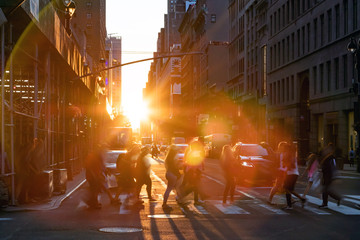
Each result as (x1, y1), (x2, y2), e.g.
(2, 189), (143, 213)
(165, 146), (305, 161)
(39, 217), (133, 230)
(145, 176), (153, 200)
(303, 181), (313, 197)
(229, 177), (236, 202)
(223, 181), (230, 204)
(321, 184), (329, 206)
(163, 172), (177, 206)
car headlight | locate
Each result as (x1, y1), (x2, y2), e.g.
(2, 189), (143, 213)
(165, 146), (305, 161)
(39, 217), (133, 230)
(241, 161), (254, 168)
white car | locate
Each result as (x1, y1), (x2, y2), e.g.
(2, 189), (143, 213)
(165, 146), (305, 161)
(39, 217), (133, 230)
(103, 149), (127, 174)
(173, 143), (189, 165)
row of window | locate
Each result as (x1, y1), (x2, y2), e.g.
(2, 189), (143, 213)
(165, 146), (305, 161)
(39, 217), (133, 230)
(269, 54), (352, 106)
(312, 54), (350, 95)
(269, 0), (325, 37)
(270, 0), (358, 71)
(269, 75), (295, 105)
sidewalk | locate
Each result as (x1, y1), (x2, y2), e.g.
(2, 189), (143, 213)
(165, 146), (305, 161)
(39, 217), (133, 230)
(2, 170), (86, 212)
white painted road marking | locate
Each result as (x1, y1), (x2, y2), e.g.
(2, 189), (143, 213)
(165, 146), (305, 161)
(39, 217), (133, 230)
(306, 195), (360, 215)
(344, 195), (360, 201)
(209, 200), (250, 214)
(256, 203), (289, 215)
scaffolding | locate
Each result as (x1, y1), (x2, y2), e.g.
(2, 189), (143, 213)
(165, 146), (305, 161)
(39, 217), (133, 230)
(0, 3), (102, 205)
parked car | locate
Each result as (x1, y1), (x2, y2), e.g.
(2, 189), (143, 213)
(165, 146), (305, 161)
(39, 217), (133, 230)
(232, 143), (276, 186)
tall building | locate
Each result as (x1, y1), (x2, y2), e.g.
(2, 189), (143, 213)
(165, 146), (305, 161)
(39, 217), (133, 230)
(106, 36), (122, 113)
(227, 0), (268, 143)
(72, 0), (107, 72)
(178, 0), (229, 137)
(267, 0), (360, 161)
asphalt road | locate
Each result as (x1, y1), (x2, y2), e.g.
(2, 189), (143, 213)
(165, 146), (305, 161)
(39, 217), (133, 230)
(1, 156), (360, 239)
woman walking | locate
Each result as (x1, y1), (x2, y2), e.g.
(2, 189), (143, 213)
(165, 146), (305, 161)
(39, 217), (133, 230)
(302, 153), (319, 198)
(268, 141), (287, 204)
(282, 143), (306, 210)
(162, 145), (182, 210)
(220, 145), (236, 204)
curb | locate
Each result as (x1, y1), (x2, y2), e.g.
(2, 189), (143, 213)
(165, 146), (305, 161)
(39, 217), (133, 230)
(2, 172), (86, 212)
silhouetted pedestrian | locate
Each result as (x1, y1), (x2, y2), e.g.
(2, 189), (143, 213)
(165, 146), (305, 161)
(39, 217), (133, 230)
(178, 139), (206, 205)
(162, 145), (182, 210)
(135, 146), (156, 203)
(221, 145), (236, 204)
(268, 141), (287, 204)
(282, 143), (306, 209)
(84, 145), (115, 209)
(318, 144), (342, 208)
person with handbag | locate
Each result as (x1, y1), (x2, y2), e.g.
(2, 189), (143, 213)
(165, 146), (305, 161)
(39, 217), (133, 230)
(318, 143), (342, 209)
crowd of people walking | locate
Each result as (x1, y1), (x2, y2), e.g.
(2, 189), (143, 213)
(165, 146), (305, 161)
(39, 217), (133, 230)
(83, 137), (346, 212)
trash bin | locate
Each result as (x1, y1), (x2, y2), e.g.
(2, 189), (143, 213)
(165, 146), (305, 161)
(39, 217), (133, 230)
(53, 169), (67, 194)
(37, 170), (53, 199)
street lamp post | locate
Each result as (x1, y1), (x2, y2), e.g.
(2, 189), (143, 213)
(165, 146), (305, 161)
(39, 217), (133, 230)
(347, 37), (360, 173)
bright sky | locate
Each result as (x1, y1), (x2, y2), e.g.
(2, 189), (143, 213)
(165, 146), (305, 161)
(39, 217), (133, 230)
(106, 0), (167, 129)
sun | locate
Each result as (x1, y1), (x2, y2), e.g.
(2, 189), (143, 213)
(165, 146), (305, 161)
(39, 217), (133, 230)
(123, 100), (150, 128)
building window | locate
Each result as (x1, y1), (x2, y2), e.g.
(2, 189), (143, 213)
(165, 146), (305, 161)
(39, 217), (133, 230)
(313, 18), (317, 49)
(343, 54), (348, 88)
(297, 29), (301, 57)
(274, 12), (277, 33)
(313, 66), (317, 95)
(291, 33), (295, 60)
(344, 0), (348, 35)
(327, 60), (331, 91)
(335, 58), (339, 89)
(354, 0), (358, 30)
(277, 80), (280, 104)
(86, 2), (92, 8)
(320, 63), (324, 93)
(286, 77), (290, 101)
(287, 36), (290, 62)
(291, 75), (295, 100)
(87, 13), (92, 19)
(281, 78), (285, 103)
(320, 14), (324, 46)
(327, 9), (332, 42)
(335, 5), (340, 38)
(302, 26), (305, 55)
(211, 14), (216, 23)
(307, 23), (310, 52)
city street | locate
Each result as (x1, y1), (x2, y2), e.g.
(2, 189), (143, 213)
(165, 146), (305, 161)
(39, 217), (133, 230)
(1, 156), (360, 240)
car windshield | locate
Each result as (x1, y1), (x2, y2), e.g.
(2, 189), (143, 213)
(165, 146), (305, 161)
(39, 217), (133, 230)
(177, 145), (188, 153)
(103, 151), (123, 164)
(236, 145), (268, 157)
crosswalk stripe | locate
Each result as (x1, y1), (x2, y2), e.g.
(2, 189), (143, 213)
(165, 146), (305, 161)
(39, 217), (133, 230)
(344, 195), (360, 201)
(256, 203), (289, 215)
(344, 197), (360, 205)
(209, 200), (250, 214)
(306, 195), (360, 215)
(186, 203), (209, 215)
(303, 205), (331, 215)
